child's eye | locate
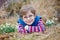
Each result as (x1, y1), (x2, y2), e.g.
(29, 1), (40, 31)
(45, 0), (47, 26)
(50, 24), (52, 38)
(29, 15), (33, 17)
(24, 16), (27, 18)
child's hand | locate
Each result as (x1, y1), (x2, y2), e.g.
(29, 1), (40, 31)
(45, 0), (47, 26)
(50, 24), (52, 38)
(25, 25), (29, 30)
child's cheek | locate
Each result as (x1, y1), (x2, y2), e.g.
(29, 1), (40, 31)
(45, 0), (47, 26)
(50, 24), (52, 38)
(24, 20), (27, 23)
(23, 19), (26, 22)
(32, 17), (35, 21)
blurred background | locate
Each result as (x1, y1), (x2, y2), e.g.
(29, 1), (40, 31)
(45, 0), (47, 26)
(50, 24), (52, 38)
(0, 0), (60, 24)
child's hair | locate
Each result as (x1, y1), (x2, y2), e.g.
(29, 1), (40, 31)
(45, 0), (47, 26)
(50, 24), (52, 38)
(19, 5), (36, 18)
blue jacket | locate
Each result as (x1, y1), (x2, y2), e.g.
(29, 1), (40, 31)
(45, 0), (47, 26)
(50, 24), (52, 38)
(17, 15), (42, 27)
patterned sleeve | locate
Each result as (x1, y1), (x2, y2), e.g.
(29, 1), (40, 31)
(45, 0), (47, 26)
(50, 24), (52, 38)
(17, 24), (26, 34)
(37, 19), (45, 32)
(24, 19), (45, 33)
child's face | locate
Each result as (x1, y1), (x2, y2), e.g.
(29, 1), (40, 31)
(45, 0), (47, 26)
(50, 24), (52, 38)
(23, 11), (35, 25)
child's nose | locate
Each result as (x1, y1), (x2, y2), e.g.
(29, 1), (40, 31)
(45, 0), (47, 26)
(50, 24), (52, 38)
(27, 18), (30, 19)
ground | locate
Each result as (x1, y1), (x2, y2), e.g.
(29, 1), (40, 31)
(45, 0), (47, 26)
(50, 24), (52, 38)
(0, 23), (59, 40)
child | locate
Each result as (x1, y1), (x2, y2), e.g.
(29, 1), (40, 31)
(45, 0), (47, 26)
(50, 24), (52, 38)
(17, 5), (45, 34)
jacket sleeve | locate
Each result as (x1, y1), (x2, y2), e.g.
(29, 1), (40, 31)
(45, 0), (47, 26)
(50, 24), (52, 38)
(37, 18), (45, 32)
(17, 24), (26, 34)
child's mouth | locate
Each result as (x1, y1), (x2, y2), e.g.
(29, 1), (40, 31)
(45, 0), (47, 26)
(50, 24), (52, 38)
(27, 21), (32, 23)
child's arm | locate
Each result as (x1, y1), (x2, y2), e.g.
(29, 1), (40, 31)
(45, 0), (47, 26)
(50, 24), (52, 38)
(17, 24), (26, 34)
(23, 18), (45, 33)
(38, 19), (46, 32)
